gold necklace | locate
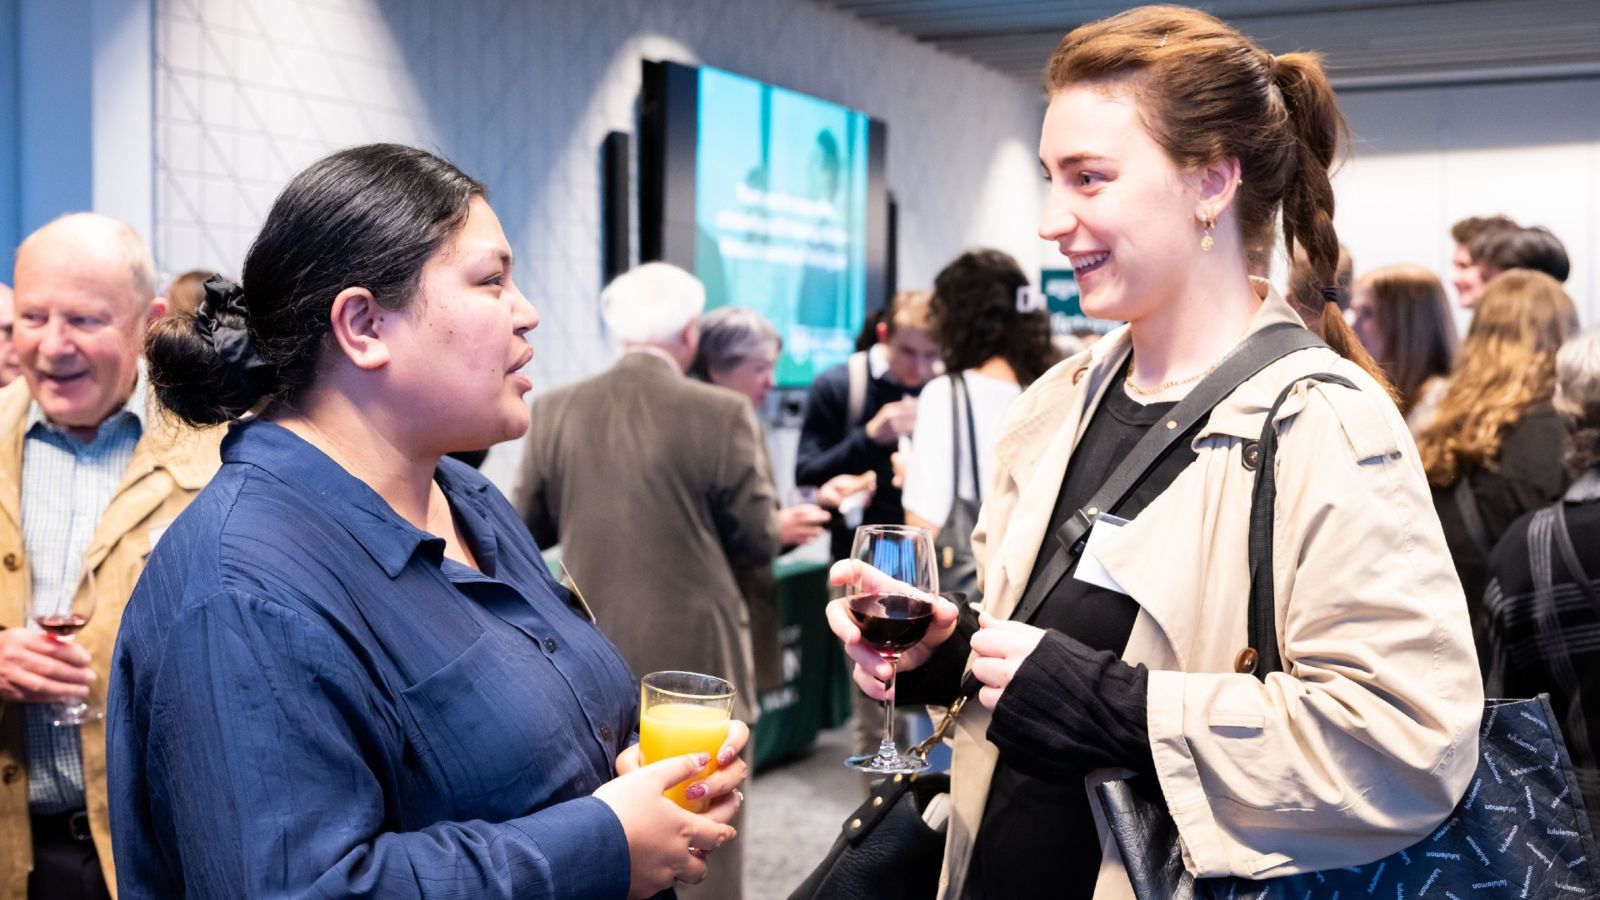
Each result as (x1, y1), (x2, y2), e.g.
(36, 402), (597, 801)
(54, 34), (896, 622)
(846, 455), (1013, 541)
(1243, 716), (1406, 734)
(1124, 323), (1253, 398)
(1124, 362), (1209, 397)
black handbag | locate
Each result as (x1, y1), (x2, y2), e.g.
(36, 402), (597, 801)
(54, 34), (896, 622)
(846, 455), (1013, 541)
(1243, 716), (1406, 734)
(1095, 373), (1600, 899)
(791, 324), (1328, 900)
(786, 701), (966, 900)
(934, 373), (982, 598)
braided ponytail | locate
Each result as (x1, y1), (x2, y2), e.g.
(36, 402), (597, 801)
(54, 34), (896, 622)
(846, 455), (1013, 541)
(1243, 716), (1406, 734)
(1273, 53), (1397, 399)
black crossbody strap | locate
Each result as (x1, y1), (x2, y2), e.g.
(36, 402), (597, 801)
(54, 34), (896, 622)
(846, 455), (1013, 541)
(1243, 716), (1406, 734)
(1006, 321), (1324, 627)
(1244, 372), (1357, 679)
(1552, 502), (1600, 612)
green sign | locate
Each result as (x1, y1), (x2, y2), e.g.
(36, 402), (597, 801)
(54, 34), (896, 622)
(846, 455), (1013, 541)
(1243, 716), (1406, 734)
(1041, 268), (1116, 336)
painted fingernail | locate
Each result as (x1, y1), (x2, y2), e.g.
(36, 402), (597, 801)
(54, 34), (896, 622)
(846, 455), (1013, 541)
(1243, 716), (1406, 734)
(718, 748), (736, 767)
(685, 782), (707, 801)
(693, 753), (710, 768)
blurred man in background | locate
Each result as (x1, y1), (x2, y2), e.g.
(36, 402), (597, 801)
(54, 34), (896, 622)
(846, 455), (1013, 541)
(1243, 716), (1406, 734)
(0, 283), (18, 387)
(795, 289), (939, 560)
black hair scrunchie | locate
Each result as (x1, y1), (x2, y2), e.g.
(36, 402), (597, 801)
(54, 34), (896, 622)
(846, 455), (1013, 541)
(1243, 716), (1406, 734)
(192, 275), (273, 412)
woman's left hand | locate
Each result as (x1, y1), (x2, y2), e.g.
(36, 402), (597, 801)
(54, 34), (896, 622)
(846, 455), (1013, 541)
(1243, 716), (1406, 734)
(970, 613), (1048, 710)
(615, 720), (751, 828)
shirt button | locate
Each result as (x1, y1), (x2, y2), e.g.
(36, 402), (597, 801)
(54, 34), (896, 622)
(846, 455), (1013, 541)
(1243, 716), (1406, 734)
(599, 725), (613, 742)
(1, 765), (19, 784)
(2, 553), (18, 572)
(543, 637), (559, 653)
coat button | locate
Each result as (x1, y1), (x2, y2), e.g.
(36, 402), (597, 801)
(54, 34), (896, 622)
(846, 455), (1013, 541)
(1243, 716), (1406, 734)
(1234, 648), (1259, 674)
(1, 765), (19, 784)
(543, 637), (559, 653)
(1241, 440), (1261, 471)
(599, 724), (613, 742)
(2, 553), (17, 572)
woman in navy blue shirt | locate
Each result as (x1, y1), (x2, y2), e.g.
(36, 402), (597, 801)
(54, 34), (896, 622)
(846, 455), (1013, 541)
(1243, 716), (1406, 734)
(107, 144), (748, 898)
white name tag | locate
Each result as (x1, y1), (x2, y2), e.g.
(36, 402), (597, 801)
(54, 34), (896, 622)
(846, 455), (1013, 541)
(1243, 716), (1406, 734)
(1073, 512), (1129, 594)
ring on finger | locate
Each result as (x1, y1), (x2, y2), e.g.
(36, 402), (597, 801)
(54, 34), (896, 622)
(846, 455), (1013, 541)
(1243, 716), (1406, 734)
(689, 846), (708, 860)
(735, 789), (745, 805)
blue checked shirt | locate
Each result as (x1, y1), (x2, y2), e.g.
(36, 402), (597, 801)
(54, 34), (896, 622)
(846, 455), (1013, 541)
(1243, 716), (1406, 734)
(22, 372), (146, 814)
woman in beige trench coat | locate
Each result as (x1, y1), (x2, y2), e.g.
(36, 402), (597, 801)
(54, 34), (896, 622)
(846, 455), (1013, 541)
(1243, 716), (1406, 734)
(828, 7), (1483, 899)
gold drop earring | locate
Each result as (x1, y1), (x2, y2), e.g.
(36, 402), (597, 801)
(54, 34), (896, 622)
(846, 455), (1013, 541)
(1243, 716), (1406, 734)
(1200, 212), (1215, 252)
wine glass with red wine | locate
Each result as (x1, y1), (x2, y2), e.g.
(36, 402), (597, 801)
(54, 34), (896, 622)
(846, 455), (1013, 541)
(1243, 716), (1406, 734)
(843, 524), (938, 774)
(32, 561), (98, 726)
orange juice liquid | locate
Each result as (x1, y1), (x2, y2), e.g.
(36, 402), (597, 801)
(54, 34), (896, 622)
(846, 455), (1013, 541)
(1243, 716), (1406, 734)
(639, 702), (731, 810)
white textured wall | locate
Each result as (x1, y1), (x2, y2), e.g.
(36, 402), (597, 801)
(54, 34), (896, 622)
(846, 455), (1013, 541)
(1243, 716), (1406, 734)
(152, 0), (1050, 491)
(1334, 77), (1600, 323)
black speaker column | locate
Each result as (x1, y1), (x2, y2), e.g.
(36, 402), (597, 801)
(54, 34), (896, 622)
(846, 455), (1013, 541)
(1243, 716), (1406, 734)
(601, 130), (630, 285)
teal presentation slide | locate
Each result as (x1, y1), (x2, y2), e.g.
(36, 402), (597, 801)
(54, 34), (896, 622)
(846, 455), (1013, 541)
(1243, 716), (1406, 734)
(695, 66), (870, 386)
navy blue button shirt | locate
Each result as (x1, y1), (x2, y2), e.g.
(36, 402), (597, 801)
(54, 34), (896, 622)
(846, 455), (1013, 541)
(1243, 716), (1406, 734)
(108, 421), (640, 898)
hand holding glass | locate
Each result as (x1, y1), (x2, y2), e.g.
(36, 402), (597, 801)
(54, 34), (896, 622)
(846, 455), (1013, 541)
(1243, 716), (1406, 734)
(638, 671), (735, 811)
(843, 524), (938, 773)
(31, 563), (98, 726)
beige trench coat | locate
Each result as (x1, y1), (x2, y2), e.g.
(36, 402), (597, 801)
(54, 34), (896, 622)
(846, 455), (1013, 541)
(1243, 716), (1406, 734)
(0, 379), (221, 900)
(937, 288), (1483, 899)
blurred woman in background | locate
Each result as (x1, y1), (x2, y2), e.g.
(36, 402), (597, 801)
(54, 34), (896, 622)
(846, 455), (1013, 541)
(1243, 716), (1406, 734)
(1418, 268), (1578, 667)
(690, 305), (834, 694)
(1349, 263), (1457, 434)
(901, 248), (1058, 540)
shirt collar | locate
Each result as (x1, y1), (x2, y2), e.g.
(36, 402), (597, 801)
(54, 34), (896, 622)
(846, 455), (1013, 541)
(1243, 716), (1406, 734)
(868, 343), (890, 380)
(25, 360), (150, 439)
(221, 420), (492, 579)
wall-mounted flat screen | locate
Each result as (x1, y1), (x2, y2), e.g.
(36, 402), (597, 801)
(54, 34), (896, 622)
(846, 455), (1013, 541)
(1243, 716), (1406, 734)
(641, 60), (888, 387)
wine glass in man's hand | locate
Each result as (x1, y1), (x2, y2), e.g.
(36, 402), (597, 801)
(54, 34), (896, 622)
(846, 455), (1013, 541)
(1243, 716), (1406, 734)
(32, 562), (98, 726)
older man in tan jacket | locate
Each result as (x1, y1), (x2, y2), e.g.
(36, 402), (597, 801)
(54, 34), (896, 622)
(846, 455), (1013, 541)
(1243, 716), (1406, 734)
(0, 215), (220, 900)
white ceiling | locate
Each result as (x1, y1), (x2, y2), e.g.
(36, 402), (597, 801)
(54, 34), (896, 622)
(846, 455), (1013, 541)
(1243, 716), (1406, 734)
(814, 0), (1600, 89)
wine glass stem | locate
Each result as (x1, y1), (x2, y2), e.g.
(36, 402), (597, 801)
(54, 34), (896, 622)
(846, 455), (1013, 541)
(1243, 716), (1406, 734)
(879, 655), (899, 761)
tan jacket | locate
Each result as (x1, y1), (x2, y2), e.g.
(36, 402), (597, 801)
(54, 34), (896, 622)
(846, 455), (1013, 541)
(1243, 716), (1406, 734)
(939, 289), (1483, 899)
(0, 379), (221, 899)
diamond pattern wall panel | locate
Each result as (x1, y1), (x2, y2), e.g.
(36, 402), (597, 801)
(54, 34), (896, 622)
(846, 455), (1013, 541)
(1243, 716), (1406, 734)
(154, 0), (1050, 490)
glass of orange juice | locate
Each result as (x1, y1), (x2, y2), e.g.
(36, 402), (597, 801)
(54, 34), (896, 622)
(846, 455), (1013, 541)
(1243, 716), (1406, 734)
(639, 671), (736, 812)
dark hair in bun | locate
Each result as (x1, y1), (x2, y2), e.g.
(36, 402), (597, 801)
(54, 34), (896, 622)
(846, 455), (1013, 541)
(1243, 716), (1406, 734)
(146, 143), (486, 425)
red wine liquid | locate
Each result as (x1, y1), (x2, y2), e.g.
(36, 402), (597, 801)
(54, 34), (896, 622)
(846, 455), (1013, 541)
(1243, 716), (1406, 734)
(35, 614), (88, 638)
(847, 592), (934, 657)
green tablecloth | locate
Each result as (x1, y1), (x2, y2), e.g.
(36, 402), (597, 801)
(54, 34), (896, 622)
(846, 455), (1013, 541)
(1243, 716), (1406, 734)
(753, 558), (854, 770)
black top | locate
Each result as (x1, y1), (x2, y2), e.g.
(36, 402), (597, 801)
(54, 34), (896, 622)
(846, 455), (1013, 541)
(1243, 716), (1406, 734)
(965, 377), (1200, 900)
(795, 356), (921, 558)
(1483, 484), (1600, 833)
(895, 372), (1202, 900)
(1431, 402), (1569, 671)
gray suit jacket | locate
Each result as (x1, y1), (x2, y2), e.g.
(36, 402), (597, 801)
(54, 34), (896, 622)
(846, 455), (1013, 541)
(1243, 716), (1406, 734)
(514, 352), (779, 722)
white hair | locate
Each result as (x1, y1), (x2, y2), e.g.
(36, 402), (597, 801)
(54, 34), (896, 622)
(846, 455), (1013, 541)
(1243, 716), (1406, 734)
(1556, 325), (1600, 418)
(600, 262), (706, 345)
